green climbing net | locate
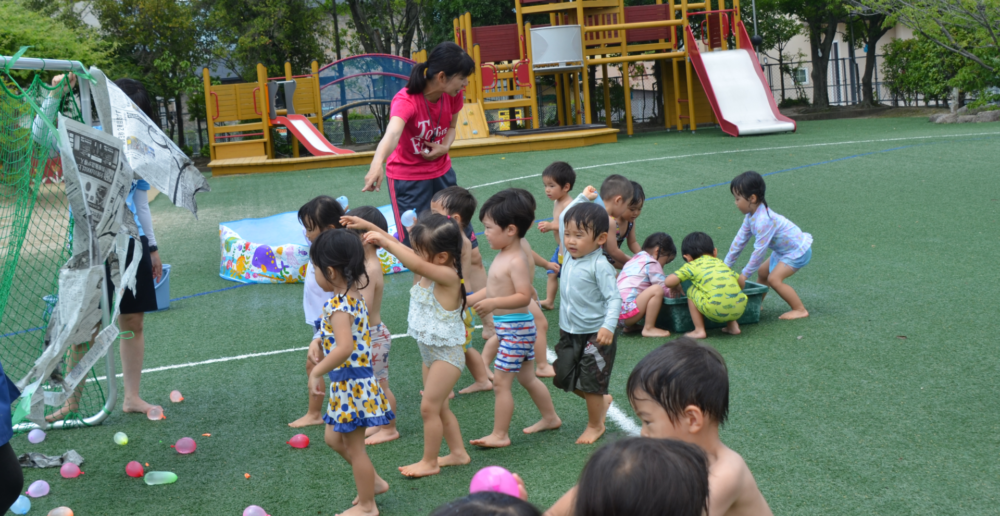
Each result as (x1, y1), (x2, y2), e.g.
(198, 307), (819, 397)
(1, 71), (108, 428)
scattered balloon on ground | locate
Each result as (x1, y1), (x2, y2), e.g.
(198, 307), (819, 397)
(146, 405), (164, 420)
(169, 390), (184, 402)
(26, 479), (50, 497)
(47, 507), (74, 516)
(469, 466), (520, 499)
(243, 505), (267, 516)
(113, 431), (128, 445)
(27, 428), (45, 444)
(172, 437), (196, 454)
(9, 495), (30, 514)
(126, 461), (144, 478)
(287, 433), (309, 448)
(144, 471), (178, 485)
(60, 462), (82, 478)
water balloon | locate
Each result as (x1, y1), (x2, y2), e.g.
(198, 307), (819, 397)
(401, 209), (417, 227)
(9, 495), (30, 514)
(60, 462), (82, 478)
(169, 390), (184, 403)
(27, 428), (46, 444)
(113, 431), (128, 445)
(469, 466), (520, 499)
(48, 507), (74, 516)
(146, 405), (163, 420)
(126, 461), (144, 478)
(172, 437), (196, 454)
(243, 505), (267, 516)
(26, 479), (50, 497)
(143, 471), (178, 485)
(287, 433), (309, 448)
(337, 196), (349, 210)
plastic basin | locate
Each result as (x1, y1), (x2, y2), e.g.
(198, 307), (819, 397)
(654, 280), (769, 333)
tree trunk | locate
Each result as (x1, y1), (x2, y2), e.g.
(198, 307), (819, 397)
(397, 0), (419, 58)
(345, 0), (385, 54)
(778, 51), (786, 101)
(860, 14), (888, 108)
(174, 95), (185, 148)
(807, 16), (839, 108)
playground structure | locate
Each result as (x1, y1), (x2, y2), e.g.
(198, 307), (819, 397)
(453, 0), (794, 137)
(317, 54), (414, 121)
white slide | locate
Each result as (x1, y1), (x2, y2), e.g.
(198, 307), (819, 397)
(685, 23), (796, 137)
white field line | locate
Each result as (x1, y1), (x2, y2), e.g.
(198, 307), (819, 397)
(542, 348), (641, 436)
(464, 131), (1000, 190)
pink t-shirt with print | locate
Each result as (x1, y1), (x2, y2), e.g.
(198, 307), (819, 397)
(386, 87), (464, 181)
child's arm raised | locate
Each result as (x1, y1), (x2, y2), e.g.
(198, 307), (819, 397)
(309, 310), (355, 394)
(363, 232), (460, 288)
(473, 255), (533, 315)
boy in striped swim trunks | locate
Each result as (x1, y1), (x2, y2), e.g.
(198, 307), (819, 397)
(468, 189), (561, 448)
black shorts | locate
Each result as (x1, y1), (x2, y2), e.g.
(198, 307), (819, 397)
(106, 235), (158, 314)
(552, 328), (619, 395)
(387, 168), (457, 246)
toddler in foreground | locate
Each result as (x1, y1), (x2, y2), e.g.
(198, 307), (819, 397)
(664, 232), (747, 339)
(308, 229), (394, 516)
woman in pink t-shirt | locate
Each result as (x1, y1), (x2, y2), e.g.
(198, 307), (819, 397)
(362, 42), (475, 245)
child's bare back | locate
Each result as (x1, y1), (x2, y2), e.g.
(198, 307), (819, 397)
(707, 445), (773, 516)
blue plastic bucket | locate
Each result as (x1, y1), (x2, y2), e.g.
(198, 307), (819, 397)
(151, 264), (171, 312)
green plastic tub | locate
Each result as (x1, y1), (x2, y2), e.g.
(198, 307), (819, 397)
(654, 281), (769, 334)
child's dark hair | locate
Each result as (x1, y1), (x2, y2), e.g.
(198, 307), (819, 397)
(563, 202), (609, 238)
(574, 437), (709, 516)
(680, 232), (714, 260)
(309, 229), (370, 293)
(409, 212), (468, 310)
(642, 232), (676, 260)
(542, 161), (576, 191)
(347, 205), (388, 241)
(629, 181), (645, 208)
(627, 337), (729, 425)
(479, 188), (534, 238)
(114, 78), (160, 129)
(407, 42), (475, 95)
(299, 195), (346, 232)
(599, 174), (634, 205)
(730, 170), (768, 209)
(430, 491), (541, 516)
(432, 186), (477, 230)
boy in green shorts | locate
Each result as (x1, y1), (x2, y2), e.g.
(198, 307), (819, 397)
(665, 232), (747, 339)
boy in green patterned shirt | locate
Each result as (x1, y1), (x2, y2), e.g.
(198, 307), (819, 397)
(665, 232), (747, 339)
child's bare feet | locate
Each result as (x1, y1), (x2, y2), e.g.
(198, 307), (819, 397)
(684, 329), (708, 339)
(438, 451), (471, 467)
(779, 309), (809, 320)
(721, 321), (741, 335)
(352, 476), (390, 504)
(366, 426), (381, 437)
(576, 395), (611, 444)
(44, 400), (80, 423)
(535, 363), (556, 378)
(337, 502), (379, 515)
(470, 433), (511, 448)
(122, 397), (155, 415)
(458, 379), (493, 394)
(523, 416), (561, 434)
(641, 327), (671, 338)
(289, 413), (325, 428)
(399, 459), (440, 478)
(365, 427), (400, 445)
(539, 299), (554, 310)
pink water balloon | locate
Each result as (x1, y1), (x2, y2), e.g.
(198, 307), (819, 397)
(126, 461), (144, 478)
(243, 505), (267, 516)
(287, 434), (309, 449)
(26, 479), (50, 498)
(60, 462), (81, 479)
(27, 428), (46, 444)
(169, 390), (184, 403)
(47, 507), (73, 516)
(172, 437), (196, 454)
(469, 466), (520, 499)
(146, 405), (164, 420)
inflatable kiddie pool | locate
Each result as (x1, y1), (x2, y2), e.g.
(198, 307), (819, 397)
(220, 205), (408, 284)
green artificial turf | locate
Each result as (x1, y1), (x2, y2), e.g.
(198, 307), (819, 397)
(8, 117), (1000, 515)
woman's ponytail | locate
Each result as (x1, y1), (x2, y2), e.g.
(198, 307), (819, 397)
(406, 62), (430, 94)
(406, 42), (475, 94)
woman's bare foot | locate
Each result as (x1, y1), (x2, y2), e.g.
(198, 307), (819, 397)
(779, 309), (809, 320)
(289, 413), (325, 428)
(352, 477), (390, 504)
(458, 380), (493, 394)
(576, 423), (606, 444)
(523, 416), (561, 434)
(438, 451), (471, 468)
(365, 427), (400, 445)
(539, 299), (554, 310)
(685, 329), (708, 339)
(535, 363), (556, 378)
(337, 502), (379, 515)
(721, 322), (741, 335)
(399, 459), (440, 478)
(44, 400), (80, 423)
(122, 398), (155, 414)
(470, 433), (511, 448)
(641, 327), (671, 338)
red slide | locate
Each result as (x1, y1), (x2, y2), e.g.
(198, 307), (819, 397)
(272, 114), (355, 156)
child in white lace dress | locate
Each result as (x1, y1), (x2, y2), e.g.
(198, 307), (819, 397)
(346, 212), (471, 479)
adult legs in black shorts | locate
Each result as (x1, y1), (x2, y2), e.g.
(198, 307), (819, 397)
(387, 168), (457, 246)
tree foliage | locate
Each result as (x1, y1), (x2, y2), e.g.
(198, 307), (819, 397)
(1, 1), (109, 76)
(779, 0), (849, 108)
(419, 0), (517, 50)
(881, 36), (963, 104)
(341, 0), (420, 57)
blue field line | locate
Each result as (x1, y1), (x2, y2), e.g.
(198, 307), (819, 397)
(168, 282), (253, 302)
